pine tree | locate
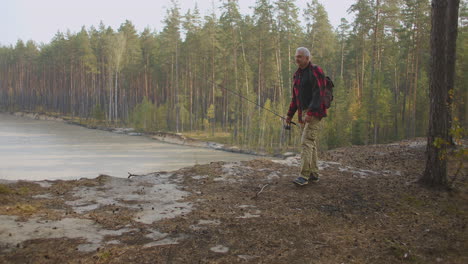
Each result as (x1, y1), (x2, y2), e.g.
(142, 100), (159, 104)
(421, 0), (460, 188)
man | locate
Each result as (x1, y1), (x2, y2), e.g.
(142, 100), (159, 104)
(285, 47), (328, 186)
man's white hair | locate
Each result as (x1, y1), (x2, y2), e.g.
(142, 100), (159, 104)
(296, 47), (311, 58)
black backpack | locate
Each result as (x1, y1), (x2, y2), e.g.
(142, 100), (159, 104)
(311, 65), (334, 110)
(323, 76), (334, 109)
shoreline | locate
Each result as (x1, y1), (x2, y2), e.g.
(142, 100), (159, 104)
(2, 111), (296, 159)
(1, 137), (466, 263)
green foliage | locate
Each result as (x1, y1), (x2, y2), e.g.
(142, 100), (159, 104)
(304, 0), (337, 70)
(323, 78), (352, 149)
(448, 118), (468, 185)
(431, 117), (467, 186)
(91, 104), (105, 121)
(0, 0), (463, 155)
(207, 104), (215, 120)
(131, 96), (155, 130)
(154, 104), (168, 131)
(351, 117), (367, 145)
(0, 184), (11, 194)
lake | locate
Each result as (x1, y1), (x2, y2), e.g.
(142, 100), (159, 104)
(0, 113), (258, 181)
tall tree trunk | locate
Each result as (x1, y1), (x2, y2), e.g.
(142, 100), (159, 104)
(446, 0), (460, 145)
(108, 68), (113, 121)
(412, 35), (420, 138)
(175, 40), (180, 133)
(421, 0), (458, 188)
(211, 34), (215, 136)
(114, 71), (118, 122)
(257, 44), (262, 112)
(189, 56), (193, 131)
(371, 0), (380, 144)
(340, 40), (345, 80)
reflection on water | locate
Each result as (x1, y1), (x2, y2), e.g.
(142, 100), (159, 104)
(0, 113), (257, 181)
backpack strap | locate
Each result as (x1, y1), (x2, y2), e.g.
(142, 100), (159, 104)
(309, 64), (325, 90)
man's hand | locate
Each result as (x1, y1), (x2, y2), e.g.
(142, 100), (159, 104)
(285, 116), (292, 125)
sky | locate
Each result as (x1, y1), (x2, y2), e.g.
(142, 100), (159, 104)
(0, 0), (356, 46)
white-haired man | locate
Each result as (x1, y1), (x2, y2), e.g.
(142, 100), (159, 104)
(285, 47), (328, 186)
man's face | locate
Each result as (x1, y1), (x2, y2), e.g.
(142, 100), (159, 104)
(295, 52), (309, 68)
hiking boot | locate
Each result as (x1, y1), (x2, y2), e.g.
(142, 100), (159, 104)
(292, 176), (309, 186)
(309, 173), (320, 182)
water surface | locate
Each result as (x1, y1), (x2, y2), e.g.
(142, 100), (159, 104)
(0, 113), (258, 181)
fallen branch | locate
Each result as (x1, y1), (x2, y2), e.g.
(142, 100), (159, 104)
(128, 172), (145, 178)
(251, 184), (269, 199)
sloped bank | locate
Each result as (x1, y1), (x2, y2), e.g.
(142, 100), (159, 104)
(0, 138), (466, 263)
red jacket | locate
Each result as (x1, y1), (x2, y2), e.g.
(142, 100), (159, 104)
(287, 62), (328, 122)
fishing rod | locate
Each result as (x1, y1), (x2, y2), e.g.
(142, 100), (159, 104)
(177, 63), (298, 129)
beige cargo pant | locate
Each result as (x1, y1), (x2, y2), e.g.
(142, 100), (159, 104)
(299, 111), (322, 180)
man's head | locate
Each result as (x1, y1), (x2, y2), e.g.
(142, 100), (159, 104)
(295, 47), (310, 69)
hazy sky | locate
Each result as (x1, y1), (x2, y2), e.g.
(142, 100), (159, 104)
(1, 0), (355, 46)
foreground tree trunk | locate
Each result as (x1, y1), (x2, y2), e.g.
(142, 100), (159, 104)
(421, 0), (459, 188)
(446, 0), (460, 145)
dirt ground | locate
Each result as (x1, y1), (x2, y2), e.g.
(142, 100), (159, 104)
(0, 138), (466, 264)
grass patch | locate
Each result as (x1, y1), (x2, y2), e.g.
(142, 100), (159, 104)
(402, 195), (425, 208)
(190, 164), (219, 178)
(0, 184), (12, 194)
(440, 199), (468, 217)
(182, 131), (232, 145)
(96, 250), (111, 261)
(17, 186), (30, 195)
(15, 203), (38, 213)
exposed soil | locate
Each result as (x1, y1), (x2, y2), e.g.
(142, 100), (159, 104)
(0, 138), (467, 264)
